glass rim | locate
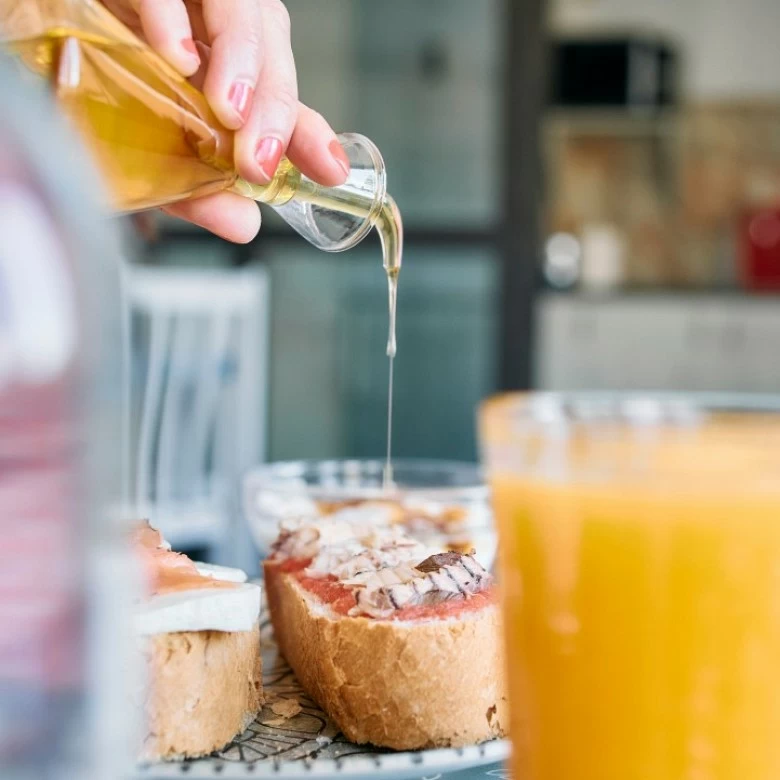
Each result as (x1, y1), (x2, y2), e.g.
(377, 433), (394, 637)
(479, 391), (780, 491)
(482, 390), (780, 425)
(324, 132), (387, 253)
(243, 458), (488, 502)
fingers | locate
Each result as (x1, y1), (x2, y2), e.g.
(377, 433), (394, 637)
(287, 104), (350, 188)
(200, 0), (265, 130)
(137, 0), (348, 242)
(187, 40), (210, 92)
(197, 0), (346, 188)
(233, 0), (299, 184)
(132, 0), (200, 76)
(163, 192), (262, 243)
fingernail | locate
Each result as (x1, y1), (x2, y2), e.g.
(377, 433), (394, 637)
(181, 38), (199, 61)
(255, 137), (283, 181)
(228, 81), (254, 124)
(328, 140), (350, 178)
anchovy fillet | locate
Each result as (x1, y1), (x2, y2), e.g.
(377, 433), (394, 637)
(349, 553), (492, 619)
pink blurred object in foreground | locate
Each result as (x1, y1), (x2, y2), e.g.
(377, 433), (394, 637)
(0, 58), (134, 780)
(0, 132), (85, 766)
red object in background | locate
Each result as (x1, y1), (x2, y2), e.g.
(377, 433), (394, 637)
(739, 208), (780, 290)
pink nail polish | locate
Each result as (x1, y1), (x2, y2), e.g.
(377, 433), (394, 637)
(228, 81), (254, 124)
(328, 139), (350, 178)
(255, 137), (283, 181)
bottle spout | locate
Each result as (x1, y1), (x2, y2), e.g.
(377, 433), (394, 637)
(232, 133), (388, 253)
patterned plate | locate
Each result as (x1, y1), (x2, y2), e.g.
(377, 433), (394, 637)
(135, 604), (510, 779)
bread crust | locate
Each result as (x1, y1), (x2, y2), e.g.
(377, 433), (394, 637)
(264, 561), (508, 750)
(141, 625), (263, 761)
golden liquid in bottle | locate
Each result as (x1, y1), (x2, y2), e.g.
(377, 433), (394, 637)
(9, 23), (402, 486)
(10, 27), (288, 210)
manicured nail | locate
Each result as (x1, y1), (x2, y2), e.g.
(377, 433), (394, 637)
(255, 137), (283, 181)
(228, 81), (254, 124)
(328, 139), (350, 178)
(181, 38), (199, 61)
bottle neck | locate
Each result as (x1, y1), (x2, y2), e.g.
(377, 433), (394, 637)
(228, 151), (391, 255)
(229, 158), (301, 206)
(229, 177), (278, 205)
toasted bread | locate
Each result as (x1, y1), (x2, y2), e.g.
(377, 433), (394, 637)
(264, 560), (507, 750)
(141, 625), (263, 761)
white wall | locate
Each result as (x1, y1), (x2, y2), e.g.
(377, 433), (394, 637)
(689, 0), (780, 100)
(551, 0), (780, 100)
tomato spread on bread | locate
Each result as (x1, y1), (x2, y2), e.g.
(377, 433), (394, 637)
(269, 512), (495, 620)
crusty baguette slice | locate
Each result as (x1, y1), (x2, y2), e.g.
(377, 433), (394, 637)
(141, 625), (263, 761)
(264, 561), (508, 750)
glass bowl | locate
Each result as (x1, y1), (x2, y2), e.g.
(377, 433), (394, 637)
(242, 459), (497, 567)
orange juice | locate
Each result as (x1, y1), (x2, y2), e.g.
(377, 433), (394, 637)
(482, 396), (780, 780)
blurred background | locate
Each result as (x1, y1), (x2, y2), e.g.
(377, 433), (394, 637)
(125, 0), (780, 562)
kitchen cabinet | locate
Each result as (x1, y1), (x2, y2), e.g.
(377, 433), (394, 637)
(536, 292), (780, 393)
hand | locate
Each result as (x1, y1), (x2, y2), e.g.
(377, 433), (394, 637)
(101, 0), (350, 243)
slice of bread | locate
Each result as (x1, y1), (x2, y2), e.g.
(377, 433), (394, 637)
(264, 561), (508, 750)
(141, 624), (263, 761)
(132, 524), (264, 761)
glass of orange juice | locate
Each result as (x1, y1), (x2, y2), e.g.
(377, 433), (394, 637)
(479, 393), (780, 780)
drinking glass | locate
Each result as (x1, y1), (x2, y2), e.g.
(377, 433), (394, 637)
(479, 393), (780, 780)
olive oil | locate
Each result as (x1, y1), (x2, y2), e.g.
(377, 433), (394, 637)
(6, 10), (402, 484)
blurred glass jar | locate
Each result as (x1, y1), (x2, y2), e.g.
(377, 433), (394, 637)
(243, 459), (497, 570)
(0, 56), (136, 780)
